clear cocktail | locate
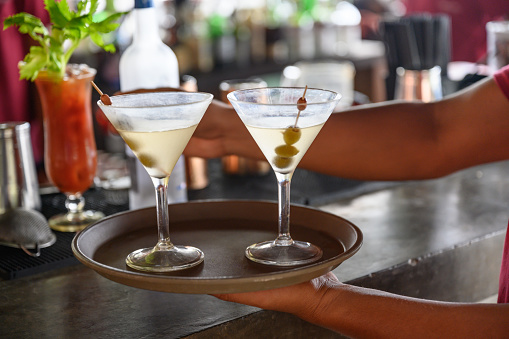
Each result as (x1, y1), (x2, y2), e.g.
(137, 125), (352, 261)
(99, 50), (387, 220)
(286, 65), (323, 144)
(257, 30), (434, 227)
(228, 87), (341, 266)
(98, 91), (213, 272)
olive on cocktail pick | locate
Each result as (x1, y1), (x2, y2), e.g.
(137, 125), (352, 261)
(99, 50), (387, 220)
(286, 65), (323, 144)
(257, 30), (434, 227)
(273, 86), (309, 169)
(294, 85), (308, 124)
(273, 155), (292, 169)
(275, 144), (299, 157)
(297, 97), (307, 111)
(91, 81), (112, 105)
(283, 86), (308, 143)
(282, 86), (307, 144)
(283, 127), (302, 145)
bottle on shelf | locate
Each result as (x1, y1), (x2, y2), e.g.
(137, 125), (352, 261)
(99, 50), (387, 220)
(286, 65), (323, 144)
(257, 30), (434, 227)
(119, 0), (187, 210)
(207, 12), (236, 69)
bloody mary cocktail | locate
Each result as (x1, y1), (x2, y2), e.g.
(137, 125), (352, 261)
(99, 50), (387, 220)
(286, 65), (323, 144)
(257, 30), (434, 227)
(35, 64), (104, 231)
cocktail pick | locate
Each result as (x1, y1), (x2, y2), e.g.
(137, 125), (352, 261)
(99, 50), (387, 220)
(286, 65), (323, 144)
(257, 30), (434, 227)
(294, 85), (308, 127)
(91, 81), (112, 105)
(277, 86), (309, 163)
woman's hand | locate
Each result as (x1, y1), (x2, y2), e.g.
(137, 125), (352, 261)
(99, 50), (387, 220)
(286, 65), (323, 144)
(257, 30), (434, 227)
(184, 100), (231, 158)
(185, 99), (264, 160)
(212, 272), (341, 320)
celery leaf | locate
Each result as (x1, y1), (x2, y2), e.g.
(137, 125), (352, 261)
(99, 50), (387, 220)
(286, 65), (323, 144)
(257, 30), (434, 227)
(2, 0), (126, 81)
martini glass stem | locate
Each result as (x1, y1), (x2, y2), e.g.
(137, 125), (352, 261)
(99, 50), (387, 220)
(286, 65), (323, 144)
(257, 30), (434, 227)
(152, 176), (173, 251)
(275, 172), (294, 246)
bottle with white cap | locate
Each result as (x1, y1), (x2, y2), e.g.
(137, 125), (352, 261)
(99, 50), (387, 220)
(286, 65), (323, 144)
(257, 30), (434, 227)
(119, 0), (187, 209)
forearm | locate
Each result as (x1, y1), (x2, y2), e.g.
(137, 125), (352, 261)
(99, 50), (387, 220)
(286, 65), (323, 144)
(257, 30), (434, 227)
(301, 77), (509, 180)
(215, 276), (509, 338)
(210, 99), (468, 180)
(215, 99), (446, 180)
(306, 284), (509, 339)
(189, 77), (509, 181)
(299, 101), (443, 180)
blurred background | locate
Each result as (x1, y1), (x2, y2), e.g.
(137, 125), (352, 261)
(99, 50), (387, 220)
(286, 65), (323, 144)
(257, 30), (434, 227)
(2, 0), (508, 187)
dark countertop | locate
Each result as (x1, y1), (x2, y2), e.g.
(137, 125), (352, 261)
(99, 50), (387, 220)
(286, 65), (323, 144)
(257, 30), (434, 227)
(1, 160), (508, 338)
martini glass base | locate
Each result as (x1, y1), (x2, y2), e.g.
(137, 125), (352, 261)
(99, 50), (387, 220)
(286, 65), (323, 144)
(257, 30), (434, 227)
(126, 246), (204, 272)
(49, 210), (105, 232)
(245, 240), (323, 266)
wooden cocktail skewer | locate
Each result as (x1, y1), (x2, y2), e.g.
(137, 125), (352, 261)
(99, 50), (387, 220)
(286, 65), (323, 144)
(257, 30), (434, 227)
(91, 81), (112, 105)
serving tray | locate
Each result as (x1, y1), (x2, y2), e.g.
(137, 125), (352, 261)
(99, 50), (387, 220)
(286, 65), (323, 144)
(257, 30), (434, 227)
(72, 200), (362, 294)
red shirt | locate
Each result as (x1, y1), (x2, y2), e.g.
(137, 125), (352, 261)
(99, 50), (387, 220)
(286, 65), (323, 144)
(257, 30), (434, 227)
(499, 222), (509, 303)
(403, 0), (509, 63)
(494, 64), (509, 303)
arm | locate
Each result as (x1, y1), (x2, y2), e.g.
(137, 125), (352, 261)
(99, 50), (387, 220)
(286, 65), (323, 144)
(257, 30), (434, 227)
(186, 77), (509, 180)
(214, 273), (509, 339)
(304, 76), (509, 180)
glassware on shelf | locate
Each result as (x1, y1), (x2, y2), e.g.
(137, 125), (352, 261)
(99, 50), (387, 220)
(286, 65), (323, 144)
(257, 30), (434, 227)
(280, 60), (355, 111)
(487, 20), (509, 73)
(119, 0), (186, 209)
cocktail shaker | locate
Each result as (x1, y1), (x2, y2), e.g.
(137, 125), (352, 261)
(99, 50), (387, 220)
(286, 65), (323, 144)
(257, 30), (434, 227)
(0, 122), (41, 213)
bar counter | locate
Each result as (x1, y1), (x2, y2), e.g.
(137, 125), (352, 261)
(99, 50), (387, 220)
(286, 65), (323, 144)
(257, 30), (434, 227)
(1, 159), (508, 338)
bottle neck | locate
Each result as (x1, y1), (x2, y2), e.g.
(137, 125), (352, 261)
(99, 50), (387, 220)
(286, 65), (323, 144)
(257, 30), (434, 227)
(135, 0), (153, 8)
(133, 6), (161, 43)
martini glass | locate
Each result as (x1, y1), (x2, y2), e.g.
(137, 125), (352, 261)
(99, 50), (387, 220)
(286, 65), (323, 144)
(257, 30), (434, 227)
(228, 87), (341, 266)
(98, 91), (213, 272)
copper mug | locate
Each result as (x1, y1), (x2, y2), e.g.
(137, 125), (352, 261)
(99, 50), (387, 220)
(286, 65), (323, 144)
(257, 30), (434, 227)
(182, 75), (209, 189)
(219, 78), (271, 176)
(394, 66), (443, 102)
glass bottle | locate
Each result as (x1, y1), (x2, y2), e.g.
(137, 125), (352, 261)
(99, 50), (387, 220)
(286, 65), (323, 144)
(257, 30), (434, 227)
(119, 0), (187, 209)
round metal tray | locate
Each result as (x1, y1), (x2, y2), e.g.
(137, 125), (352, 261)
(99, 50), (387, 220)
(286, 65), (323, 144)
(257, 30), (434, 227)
(72, 200), (362, 294)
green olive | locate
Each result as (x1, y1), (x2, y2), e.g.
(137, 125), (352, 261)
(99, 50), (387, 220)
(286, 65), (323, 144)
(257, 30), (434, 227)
(137, 153), (155, 168)
(283, 127), (301, 145)
(275, 144), (299, 157)
(273, 156), (292, 169)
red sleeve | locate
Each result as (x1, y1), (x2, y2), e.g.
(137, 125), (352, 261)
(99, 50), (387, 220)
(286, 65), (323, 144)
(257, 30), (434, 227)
(498, 222), (509, 303)
(493, 64), (509, 102)
(495, 65), (509, 303)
